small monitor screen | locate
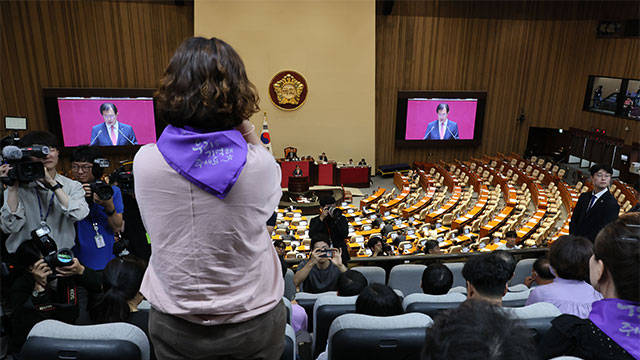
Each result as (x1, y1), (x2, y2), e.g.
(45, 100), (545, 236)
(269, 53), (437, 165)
(57, 97), (156, 147)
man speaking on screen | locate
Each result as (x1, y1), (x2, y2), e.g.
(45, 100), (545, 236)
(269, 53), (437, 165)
(423, 103), (459, 140)
(90, 103), (138, 146)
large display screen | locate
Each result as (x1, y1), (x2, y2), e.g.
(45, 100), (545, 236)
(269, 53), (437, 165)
(395, 91), (486, 147)
(57, 97), (156, 147)
(43, 88), (163, 153)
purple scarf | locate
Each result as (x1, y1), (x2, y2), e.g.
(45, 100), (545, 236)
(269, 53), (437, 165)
(589, 298), (640, 358)
(156, 125), (247, 200)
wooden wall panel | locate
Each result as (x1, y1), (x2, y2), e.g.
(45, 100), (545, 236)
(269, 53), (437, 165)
(1, 0), (193, 169)
(376, 0), (640, 166)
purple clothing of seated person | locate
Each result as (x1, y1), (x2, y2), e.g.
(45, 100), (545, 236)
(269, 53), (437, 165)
(525, 277), (603, 318)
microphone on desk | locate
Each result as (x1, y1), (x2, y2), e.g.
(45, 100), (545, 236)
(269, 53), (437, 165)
(90, 130), (103, 146)
(118, 128), (136, 145)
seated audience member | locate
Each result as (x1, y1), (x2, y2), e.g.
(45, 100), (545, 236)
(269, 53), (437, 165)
(8, 240), (101, 353)
(525, 235), (602, 318)
(493, 249), (518, 284)
(355, 283), (404, 316)
(293, 234), (347, 293)
(424, 240), (442, 254)
(462, 253), (512, 305)
(316, 283), (403, 360)
(89, 257), (155, 359)
(524, 257), (555, 288)
(366, 236), (390, 257)
(538, 214), (639, 360)
(358, 158), (367, 166)
(70, 145), (124, 271)
(421, 264), (453, 295)
(336, 270), (368, 296)
(497, 230), (520, 249)
(273, 239), (287, 277)
(422, 299), (538, 360)
(282, 228), (295, 241)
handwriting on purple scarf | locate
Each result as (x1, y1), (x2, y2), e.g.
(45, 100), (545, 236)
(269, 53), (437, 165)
(191, 139), (234, 168)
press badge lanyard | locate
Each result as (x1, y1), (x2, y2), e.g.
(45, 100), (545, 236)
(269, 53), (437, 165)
(35, 188), (55, 228)
(88, 203), (106, 248)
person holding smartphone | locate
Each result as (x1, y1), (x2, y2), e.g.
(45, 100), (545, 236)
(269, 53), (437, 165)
(293, 233), (347, 293)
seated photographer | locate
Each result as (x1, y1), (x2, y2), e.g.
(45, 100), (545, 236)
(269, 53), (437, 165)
(70, 146), (124, 270)
(8, 239), (101, 353)
(1, 131), (89, 253)
(309, 196), (350, 264)
(293, 234), (347, 293)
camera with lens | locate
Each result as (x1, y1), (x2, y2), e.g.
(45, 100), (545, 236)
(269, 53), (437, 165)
(109, 161), (134, 195)
(319, 248), (334, 258)
(30, 227), (74, 279)
(1, 134), (49, 186)
(88, 158), (113, 201)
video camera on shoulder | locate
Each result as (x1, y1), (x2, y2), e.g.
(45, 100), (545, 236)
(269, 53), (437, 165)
(30, 226), (74, 279)
(1, 135), (49, 186)
(108, 160), (134, 195)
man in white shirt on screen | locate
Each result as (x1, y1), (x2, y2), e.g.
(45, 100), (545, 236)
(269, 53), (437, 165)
(423, 103), (459, 140)
(89, 103), (138, 146)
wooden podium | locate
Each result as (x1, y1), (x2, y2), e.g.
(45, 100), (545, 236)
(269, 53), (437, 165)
(288, 176), (309, 193)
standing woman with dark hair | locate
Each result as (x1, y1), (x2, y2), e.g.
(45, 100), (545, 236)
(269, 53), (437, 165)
(134, 37), (285, 359)
(539, 214), (640, 360)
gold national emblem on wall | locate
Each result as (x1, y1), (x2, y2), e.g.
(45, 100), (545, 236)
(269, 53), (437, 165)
(269, 70), (308, 111)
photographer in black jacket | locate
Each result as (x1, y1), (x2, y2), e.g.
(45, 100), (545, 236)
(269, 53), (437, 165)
(8, 239), (101, 354)
(309, 196), (350, 264)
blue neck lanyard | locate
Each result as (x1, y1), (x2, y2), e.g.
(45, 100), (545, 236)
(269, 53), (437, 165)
(35, 188), (55, 226)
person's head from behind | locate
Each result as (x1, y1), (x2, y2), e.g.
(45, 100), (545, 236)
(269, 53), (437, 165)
(356, 283), (403, 317)
(504, 230), (518, 248)
(591, 213), (639, 302)
(155, 37), (259, 132)
(589, 163), (613, 192)
(20, 131), (59, 173)
(436, 103), (449, 122)
(462, 253), (511, 304)
(549, 235), (592, 282)
(337, 270), (368, 296)
(424, 240), (441, 254)
(532, 257), (554, 286)
(421, 299), (538, 360)
(90, 257), (146, 323)
(310, 233), (332, 265)
(71, 145), (103, 183)
(99, 103), (119, 127)
(421, 264), (453, 295)
(273, 239), (286, 257)
(493, 250), (516, 279)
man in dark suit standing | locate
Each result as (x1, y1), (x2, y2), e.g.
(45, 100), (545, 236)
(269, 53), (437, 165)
(569, 164), (619, 242)
(90, 103), (138, 146)
(423, 103), (459, 140)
